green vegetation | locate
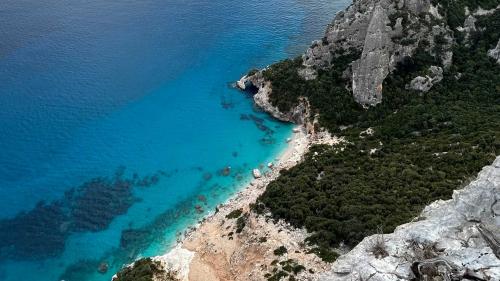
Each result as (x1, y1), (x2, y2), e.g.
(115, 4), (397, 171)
(257, 10), (500, 259)
(225, 208), (243, 219)
(225, 209), (247, 233)
(247, 68), (259, 77)
(273, 246), (288, 256)
(307, 247), (339, 263)
(235, 215), (247, 233)
(114, 258), (178, 281)
(265, 259), (305, 281)
(432, 0), (498, 29)
(267, 270), (289, 281)
(262, 51), (364, 131)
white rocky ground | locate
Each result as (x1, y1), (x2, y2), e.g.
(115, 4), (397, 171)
(319, 156), (500, 281)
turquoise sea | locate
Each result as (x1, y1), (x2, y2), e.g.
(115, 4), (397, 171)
(0, 0), (349, 280)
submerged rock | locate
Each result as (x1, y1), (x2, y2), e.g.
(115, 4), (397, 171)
(220, 166), (231, 176)
(97, 261), (109, 274)
(194, 205), (204, 214)
(252, 169), (262, 179)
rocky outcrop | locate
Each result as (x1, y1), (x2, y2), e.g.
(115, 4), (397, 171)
(237, 73), (310, 125)
(351, 4), (392, 105)
(238, 0), (465, 108)
(488, 39), (500, 64)
(319, 156), (500, 281)
(300, 0), (453, 106)
(458, 15), (477, 44)
(408, 65), (443, 92)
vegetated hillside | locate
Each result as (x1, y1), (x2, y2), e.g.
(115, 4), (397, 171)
(113, 258), (179, 281)
(254, 3), (500, 261)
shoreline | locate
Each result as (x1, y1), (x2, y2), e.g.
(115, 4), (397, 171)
(149, 126), (343, 281)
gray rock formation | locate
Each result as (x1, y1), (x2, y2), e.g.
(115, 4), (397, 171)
(351, 4), (392, 106)
(462, 15), (477, 44)
(408, 65), (443, 92)
(488, 39), (500, 64)
(403, 0), (430, 15)
(300, 0), (452, 106)
(319, 156), (500, 281)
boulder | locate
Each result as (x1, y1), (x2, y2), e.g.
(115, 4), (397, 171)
(98, 262), (109, 274)
(252, 169), (262, 179)
(408, 65), (443, 92)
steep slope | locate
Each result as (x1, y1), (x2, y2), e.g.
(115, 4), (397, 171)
(320, 157), (500, 280)
(243, 0), (500, 278)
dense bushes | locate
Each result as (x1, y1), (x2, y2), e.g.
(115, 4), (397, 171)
(257, 11), (500, 258)
(262, 52), (364, 132)
(432, 0), (499, 28)
(114, 258), (178, 281)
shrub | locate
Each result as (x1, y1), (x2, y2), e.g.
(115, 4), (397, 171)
(273, 246), (288, 256)
(225, 209), (243, 219)
(235, 215), (247, 233)
(114, 258), (179, 281)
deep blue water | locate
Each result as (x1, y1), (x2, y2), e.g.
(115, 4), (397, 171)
(0, 0), (349, 280)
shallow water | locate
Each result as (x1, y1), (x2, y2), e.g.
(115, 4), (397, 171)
(0, 0), (349, 280)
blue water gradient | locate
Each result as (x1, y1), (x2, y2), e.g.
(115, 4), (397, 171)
(0, 0), (349, 280)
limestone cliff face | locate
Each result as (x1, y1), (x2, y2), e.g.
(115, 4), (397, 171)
(319, 157), (500, 281)
(351, 4), (392, 105)
(301, 0), (454, 106)
(240, 1), (500, 111)
(241, 0), (458, 108)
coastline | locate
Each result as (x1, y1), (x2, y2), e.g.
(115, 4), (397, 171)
(146, 126), (343, 281)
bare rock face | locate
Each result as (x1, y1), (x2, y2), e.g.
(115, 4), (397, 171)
(461, 15), (478, 44)
(319, 156), (500, 281)
(352, 4), (392, 106)
(488, 39), (500, 64)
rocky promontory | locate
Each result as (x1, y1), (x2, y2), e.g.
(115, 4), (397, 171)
(241, 0), (449, 107)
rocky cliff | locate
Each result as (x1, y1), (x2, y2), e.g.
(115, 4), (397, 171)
(237, 73), (310, 124)
(301, 0), (454, 106)
(241, 1), (500, 109)
(236, 0), (500, 280)
(320, 156), (500, 281)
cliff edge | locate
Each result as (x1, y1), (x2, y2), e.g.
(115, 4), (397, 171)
(321, 156), (500, 280)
